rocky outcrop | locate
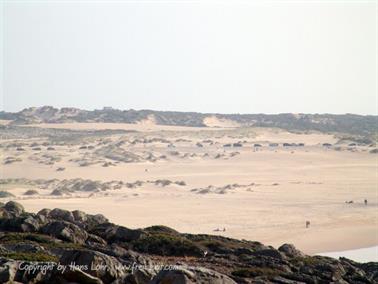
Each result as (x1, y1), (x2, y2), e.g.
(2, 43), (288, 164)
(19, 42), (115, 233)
(0, 201), (376, 284)
(151, 267), (237, 284)
(278, 243), (305, 258)
(3, 201), (25, 217)
(60, 249), (127, 283)
(41, 221), (88, 244)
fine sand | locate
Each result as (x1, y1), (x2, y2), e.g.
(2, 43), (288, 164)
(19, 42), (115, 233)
(1, 123), (377, 255)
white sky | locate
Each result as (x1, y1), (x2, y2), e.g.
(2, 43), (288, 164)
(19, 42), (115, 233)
(1, 0), (377, 114)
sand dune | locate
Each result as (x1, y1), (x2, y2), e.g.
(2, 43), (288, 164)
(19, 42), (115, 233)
(1, 124), (376, 254)
(203, 116), (240, 128)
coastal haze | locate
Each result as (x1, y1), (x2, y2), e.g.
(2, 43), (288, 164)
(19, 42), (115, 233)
(0, 106), (377, 255)
(2, 1), (376, 114)
(1, 1), (377, 282)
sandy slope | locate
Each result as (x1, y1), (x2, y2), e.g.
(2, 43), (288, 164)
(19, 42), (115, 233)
(23, 122), (225, 132)
(203, 116), (241, 128)
(1, 124), (377, 254)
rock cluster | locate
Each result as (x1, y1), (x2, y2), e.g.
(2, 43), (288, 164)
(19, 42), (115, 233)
(0, 201), (376, 283)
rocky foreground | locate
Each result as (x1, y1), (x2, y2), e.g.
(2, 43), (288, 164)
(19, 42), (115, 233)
(0, 201), (376, 284)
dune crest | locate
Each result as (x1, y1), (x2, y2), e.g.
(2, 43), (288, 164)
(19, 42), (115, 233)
(203, 115), (240, 128)
(136, 114), (157, 126)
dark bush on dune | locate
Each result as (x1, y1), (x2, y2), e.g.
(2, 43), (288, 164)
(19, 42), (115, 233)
(0, 191), (15, 198)
(23, 189), (39, 196)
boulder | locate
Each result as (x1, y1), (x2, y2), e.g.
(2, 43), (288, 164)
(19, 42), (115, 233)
(0, 208), (12, 219)
(122, 269), (157, 284)
(51, 266), (104, 284)
(0, 245), (9, 254)
(151, 266), (237, 284)
(84, 214), (109, 230)
(86, 233), (107, 246)
(48, 208), (75, 223)
(278, 244), (305, 258)
(19, 215), (41, 232)
(60, 249), (127, 283)
(0, 258), (54, 284)
(114, 226), (143, 242)
(91, 223), (143, 243)
(0, 214), (41, 233)
(252, 248), (285, 260)
(4, 201), (24, 217)
(37, 208), (51, 217)
(72, 210), (88, 223)
(41, 221), (88, 244)
(0, 258), (18, 283)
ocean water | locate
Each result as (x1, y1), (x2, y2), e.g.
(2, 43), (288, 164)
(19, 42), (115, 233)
(318, 246), (378, 263)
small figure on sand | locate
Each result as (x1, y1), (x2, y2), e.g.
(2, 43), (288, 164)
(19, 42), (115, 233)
(145, 168), (148, 172)
(306, 221), (310, 228)
(364, 199), (368, 205)
(214, 227), (226, 232)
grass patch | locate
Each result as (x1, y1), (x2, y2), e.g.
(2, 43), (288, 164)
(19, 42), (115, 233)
(232, 267), (280, 278)
(292, 256), (324, 267)
(0, 232), (83, 249)
(144, 225), (179, 235)
(1, 252), (58, 262)
(132, 233), (203, 257)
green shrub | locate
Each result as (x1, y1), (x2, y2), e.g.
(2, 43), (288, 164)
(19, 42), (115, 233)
(132, 233), (203, 257)
(0, 191), (15, 198)
(144, 225), (179, 235)
(0, 233), (82, 249)
(232, 267), (279, 278)
(1, 252), (58, 262)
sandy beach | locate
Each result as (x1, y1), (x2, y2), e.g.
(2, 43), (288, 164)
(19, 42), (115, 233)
(1, 123), (376, 255)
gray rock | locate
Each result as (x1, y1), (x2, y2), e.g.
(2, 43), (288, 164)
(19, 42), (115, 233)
(0, 245), (9, 254)
(4, 201), (25, 217)
(51, 266), (104, 284)
(0, 258), (53, 284)
(92, 223), (143, 243)
(37, 208), (51, 217)
(121, 269), (157, 284)
(86, 233), (107, 246)
(278, 244), (305, 258)
(48, 208), (75, 223)
(0, 258), (18, 283)
(72, 210), (88, 222)
(85, 214), (109, 230)
(41, 221), (88, 244)
(20, 215), (41, 232)
(252, 248), (285, 260)
(60, 249), (127, 283)
(151, 266), (237, 284)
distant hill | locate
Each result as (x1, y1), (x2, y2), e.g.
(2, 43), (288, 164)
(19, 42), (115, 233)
(0, 106), (377, 136)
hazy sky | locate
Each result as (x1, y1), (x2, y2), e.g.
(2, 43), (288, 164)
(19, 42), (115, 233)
(1, 0), (377, 114)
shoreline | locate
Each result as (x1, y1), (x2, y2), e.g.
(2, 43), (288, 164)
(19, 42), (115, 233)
(318, 245), (378, 262)
(17, 198), (377, 256)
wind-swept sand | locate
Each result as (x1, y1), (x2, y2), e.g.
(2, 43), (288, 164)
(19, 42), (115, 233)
(23, 122), (226, 132)
(1, 123), (377, 254)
